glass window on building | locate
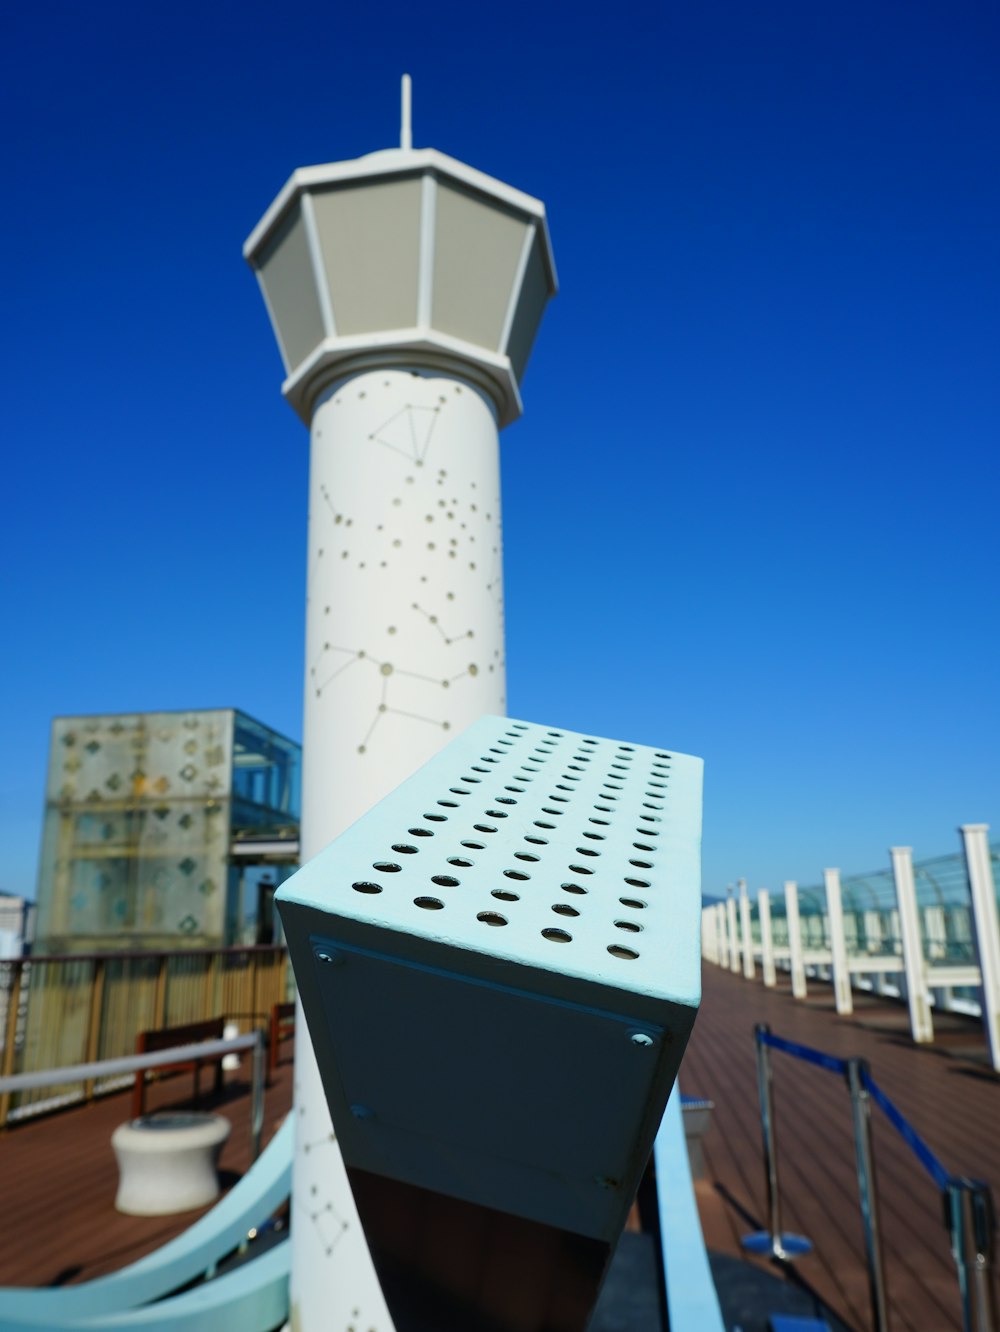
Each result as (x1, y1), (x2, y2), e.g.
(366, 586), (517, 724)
(34, 709), (301, 954)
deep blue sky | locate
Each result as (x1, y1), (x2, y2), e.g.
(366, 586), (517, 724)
(2, 1), (997, 902)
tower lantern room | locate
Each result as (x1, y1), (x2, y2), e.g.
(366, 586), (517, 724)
(244, 145), (558, 427)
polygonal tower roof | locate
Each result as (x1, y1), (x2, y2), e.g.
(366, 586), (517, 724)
(244, 144), (558, 428)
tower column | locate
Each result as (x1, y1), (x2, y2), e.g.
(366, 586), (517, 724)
(301, 365), (506, 842)
(245, 124), (556, 1331)
(294, 366), (506, 1328)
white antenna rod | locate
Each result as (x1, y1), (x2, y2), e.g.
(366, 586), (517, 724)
(401, 73), (412, 150)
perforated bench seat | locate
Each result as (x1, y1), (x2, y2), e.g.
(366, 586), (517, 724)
(277, 715), (703, 1252)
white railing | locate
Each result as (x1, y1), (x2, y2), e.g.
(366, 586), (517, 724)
(704, 823), (1000, 1071)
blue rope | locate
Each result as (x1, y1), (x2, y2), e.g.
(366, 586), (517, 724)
(757, 1028), (954, 1191)
(758, 1029), (848, 1076)
(861, 1069), (952, 1191)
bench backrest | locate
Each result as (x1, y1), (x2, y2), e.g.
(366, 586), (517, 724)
(268, 1003), (295, 1078)
(137, 1017), (226, 1056)
(133, 1018), (227, 1117)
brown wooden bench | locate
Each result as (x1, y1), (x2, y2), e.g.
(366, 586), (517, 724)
(132, 1016), (226, 1119)
(269, 1002), (295, 1081)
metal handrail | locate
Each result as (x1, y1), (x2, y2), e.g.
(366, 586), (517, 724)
(9, 943), (285, 966)
(0, 945), (290, 1129)
(0, 1031), (267, 1161)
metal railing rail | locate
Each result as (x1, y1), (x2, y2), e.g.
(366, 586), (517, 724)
(0, 1031), (267, 1162)
(0, 943), (290, 1128)
(743, 1022), (998, 1332)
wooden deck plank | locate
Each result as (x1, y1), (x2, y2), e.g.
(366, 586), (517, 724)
(0, 1051), (293, 1289)
(683, 964), (999, 1331)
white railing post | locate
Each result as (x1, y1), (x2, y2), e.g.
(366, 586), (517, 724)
(759, 889), (776, 987)
(863, 909), (882, 952)
(863, 911), (888, 994)
(960, 824), (1000, 1073)
(727, 892), (740, 974)
(824, 868), (853, 1015)
(891, 847), (934, 1043)
(719, 905), (729, 969)
(739, 878), (755, 980)
(924, 906), (947, 961)
(889, 908), (902, 972)
(785, 880), (807, 998)
(720, 902), (729, 967)
(844, 908), (860, 958)
(701, 908), (716, 964)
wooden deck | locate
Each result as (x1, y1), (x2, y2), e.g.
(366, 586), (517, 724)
(0, 1049), (293, 1289)
(2, 972), (996, 1331)
(683, 964), (999, 1332)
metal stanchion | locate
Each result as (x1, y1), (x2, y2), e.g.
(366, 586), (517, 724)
(846, 1058), (889, 1331)
(232, 1033), (267, 1264)
(250, 1028), (265, 1163)
(741, 1023), (812, 1260)
(948, 1178), (999, 1332)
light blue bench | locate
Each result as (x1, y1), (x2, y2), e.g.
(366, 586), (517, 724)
(655, 1085), (726, 1332)
(1, 1241), (290, 1332)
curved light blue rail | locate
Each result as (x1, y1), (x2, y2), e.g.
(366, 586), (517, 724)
(0, 1116), (291, 1330)
(0, 1083), (726, 1330)
(2, 1242), (289, 1332)
(654, 1086), (726, 1332)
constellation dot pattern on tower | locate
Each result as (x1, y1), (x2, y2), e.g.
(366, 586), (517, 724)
(278, 714), (702, 1003)
(305, 374), (507, 746)
(307, 640), (481, 754)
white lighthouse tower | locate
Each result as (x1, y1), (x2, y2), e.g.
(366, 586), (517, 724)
(244, 83), (557, 1330)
